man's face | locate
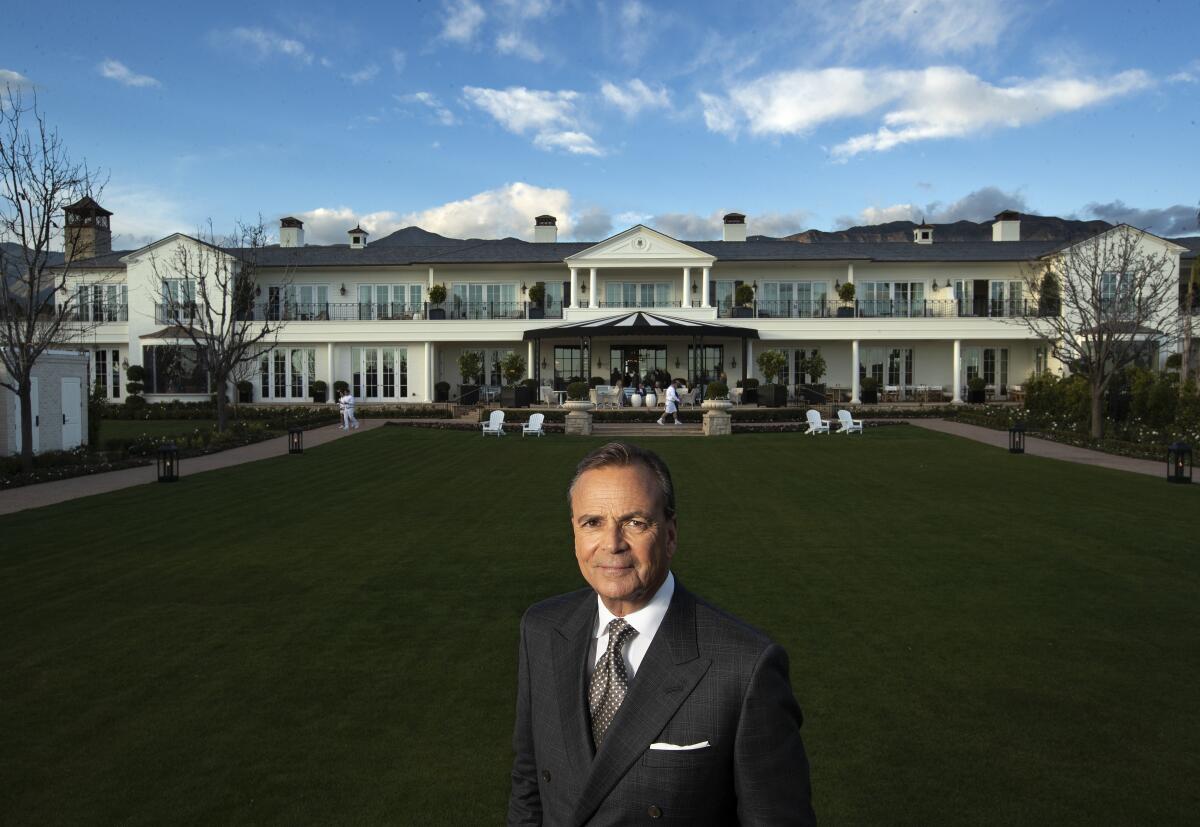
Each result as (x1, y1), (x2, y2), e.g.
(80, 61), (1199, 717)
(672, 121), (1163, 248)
(570, 464), (677, 616)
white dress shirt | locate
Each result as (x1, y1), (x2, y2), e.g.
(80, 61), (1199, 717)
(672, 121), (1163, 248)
(588, 571), (675, 681)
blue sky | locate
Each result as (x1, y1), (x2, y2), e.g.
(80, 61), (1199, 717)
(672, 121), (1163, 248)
(3, 0), (1198, 247)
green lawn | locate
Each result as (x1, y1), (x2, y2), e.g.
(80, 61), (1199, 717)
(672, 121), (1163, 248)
(2, 427), (1197, 825)
(98, 419), (217, 441)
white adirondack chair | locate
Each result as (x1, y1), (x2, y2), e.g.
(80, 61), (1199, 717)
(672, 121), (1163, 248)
(522, 413), (545, 437)
(482, 409), (506, 436)
(837, 410), (863, 434)
(804, 409), (831, 435)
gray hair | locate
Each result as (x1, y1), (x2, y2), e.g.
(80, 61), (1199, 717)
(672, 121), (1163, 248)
(567, 441), (676, 519)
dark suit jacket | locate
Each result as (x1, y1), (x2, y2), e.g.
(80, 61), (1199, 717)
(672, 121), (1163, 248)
(508, 580), (815, 825)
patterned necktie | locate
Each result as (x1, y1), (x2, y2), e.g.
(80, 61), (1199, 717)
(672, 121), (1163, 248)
(589, 618), (638, 749)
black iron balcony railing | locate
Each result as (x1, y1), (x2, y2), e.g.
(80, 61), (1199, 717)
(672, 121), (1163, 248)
(156, 303), (197, 324)
(716, 298), (1053, 319)
(70, 303), (128, 322)
(227, 300), (565, 322)
(597, 300), (683, 309)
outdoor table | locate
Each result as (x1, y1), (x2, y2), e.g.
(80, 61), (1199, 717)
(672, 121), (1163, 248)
(554, 390), (567, 406)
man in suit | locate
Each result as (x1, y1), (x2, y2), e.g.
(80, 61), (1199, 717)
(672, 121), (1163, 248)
(508, 442), (815, 825)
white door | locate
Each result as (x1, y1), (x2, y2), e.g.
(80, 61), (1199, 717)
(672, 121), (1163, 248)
(61, 377), (82, 450)
(13, 377), (39, 454)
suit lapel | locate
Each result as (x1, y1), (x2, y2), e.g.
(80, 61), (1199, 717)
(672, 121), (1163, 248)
(570, 582), (712, 827)
(551, 590), (597, 774)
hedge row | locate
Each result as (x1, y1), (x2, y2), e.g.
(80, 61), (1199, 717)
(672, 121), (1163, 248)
(98, 402), (455, 423)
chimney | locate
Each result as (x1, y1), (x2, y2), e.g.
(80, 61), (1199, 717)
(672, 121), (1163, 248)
(63, 196), (113, 262)
(992, 210), (1021, 242)
(280, 216), (305, 248)
(348, 224), (368, 249)
(534, 214), (557, 243)
(913, 219), (933, 244)
(722, 212), (747, 242)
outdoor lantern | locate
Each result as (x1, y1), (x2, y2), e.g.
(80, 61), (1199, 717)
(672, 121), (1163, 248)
(288, 427), (304, 455)
(1166, 442), (1192, 484)
(1008, 422), (1026, 454)
(157, 443), (179, 483)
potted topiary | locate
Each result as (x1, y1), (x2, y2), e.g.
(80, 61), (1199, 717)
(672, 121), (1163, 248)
(458, 351), (481, 405)
(805, 351), (827, 394)
(310, 379), (327, 403)
(737, 377), (759, 405)
(237, 379), (254, 404)
(428, 283), (448, 320)
(732, 283), (755, 318)
(527, 283), (545, 319)
(434, 381), (450, 402)
(967, 376), (987, 404)
(702, 380), (732, 410)
(860, 376), (879, 404)
(837, 282), (856, 317)
(499, 352), (531, 407)
(564, 380), (593, 410)
(756, 349), (788, 407)
(125, 364), (147, 408)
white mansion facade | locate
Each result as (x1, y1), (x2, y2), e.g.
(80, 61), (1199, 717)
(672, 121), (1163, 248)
(58, 201), (1194, 406)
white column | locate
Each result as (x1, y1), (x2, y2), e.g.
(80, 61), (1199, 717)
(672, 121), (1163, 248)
(428, 267), (435, 289)
(847, 262), (854, 284)
(426, 342), (435, 401)
(851, 340), (861, 404)
(527, 340), (535, 379)
(326, 342), (334, 400)
(681, 267), (691, 308)
(746, 340), (754, 381)
(589, 267), (598, 309)
(952, 339), (963, 404)
(569, 268), (579, 309)
(701, 267), (711, 308)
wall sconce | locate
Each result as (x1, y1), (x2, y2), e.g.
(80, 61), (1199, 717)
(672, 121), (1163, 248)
(121, 357), (129, 370)
(521, 282), (528, 294)
(731, 357), (738, 368)
(541, 358), (547, 369)
(691, 282), (698, 294)
(675, 356), (681, 368)
(255, 285), (262, 297)
(339, 283), (347, 296)
(751, 281), (757, 291)
(931, 279), (940, 290)
(596, 356), (604, 368)
(834, 278), (840, 289)
(580, 281), (588, 293)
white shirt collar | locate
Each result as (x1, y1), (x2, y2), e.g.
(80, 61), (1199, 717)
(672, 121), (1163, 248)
(594, 570), (675, 641)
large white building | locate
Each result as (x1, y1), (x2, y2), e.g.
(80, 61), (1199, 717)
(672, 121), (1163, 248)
(57, 199), (1195, 406)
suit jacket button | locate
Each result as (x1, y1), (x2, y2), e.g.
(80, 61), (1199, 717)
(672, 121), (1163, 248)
(542, 770), (551, 783)
(648, 804), (663, 818)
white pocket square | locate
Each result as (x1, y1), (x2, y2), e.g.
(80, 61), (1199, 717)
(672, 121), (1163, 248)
(649, 740), (710, 751)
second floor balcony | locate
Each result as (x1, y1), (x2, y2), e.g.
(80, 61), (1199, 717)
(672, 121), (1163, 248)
(717, 298), (1054, 320)
(152, 300), (569, 324)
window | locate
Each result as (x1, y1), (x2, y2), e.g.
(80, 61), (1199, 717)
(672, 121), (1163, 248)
(860, 281), (925, 316)
(988, 280), (1024, 316)
(1035, 346), (1048, 376)
(142, 345), (209, 394)
(603, 282), (672, 307)
(357, 284), (424, 319)
(1100, 271), (1134, 316)
(76, 284), (127, 322)
(92, 349), (121, 398)
(713, 280), (736, 311)
(161, 279), (195, 322)
(759, 282), (829, 317)
(351, 347), (408, 399)
(449, 283), (520, 318)
(259, 348), (317, 399)
(285, 284), (330, 319)
(553, 346), (582, 382)
(687, 345), (724, 383)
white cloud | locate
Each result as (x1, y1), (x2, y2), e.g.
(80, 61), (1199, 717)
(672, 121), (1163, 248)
(98, 59), (161, 88)
(838, 186), (1030, 228)
(296, 182), (574, 243)
(0, 69), (33, 90)
(532, 130), (603, 156)
(442, 0), (486, 43)
(104, 185), (190, 249)
(642, 210), (810, 240)
(612, 0), (657, 65)
(699, 66), (1151, 156)
(1079, 201), (1200, 237)
(396, 92), (458, 126)
(496, 0), (557, 19)
(600, 79), (670, 116)
(390, 49), (407, 73)
(573, 207), (614, 240)
(225, 27), (313, 64)
(815, 0), (1018, 56)
(496, 31), (544, 62)
(343, 64), (379, 85)
(462, 85), (603, 155)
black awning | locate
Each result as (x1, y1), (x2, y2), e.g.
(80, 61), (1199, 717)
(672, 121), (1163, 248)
(522, 311), (759, 340)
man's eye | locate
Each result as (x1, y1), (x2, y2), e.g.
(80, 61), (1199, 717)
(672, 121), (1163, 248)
(625, 520), (650, 533)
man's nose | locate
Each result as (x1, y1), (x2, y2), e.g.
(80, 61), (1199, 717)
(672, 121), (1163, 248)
(602, 522), (629, 552)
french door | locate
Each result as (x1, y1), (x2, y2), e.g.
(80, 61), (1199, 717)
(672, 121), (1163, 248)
(351, 347), (408, 400)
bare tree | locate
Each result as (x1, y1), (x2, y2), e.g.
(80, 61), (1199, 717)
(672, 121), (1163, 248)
(0, 87), (104, 472)
(1017, 225), (1178, 439)
(1180, 203), (1200, 387)
(147, 220), (292, 432)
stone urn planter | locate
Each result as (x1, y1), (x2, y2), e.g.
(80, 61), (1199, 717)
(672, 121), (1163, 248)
(644, 392), (657, 408)
(630, 393), (643, 407)
(702, 398), (733, 436)
(564, 400), (595, 435)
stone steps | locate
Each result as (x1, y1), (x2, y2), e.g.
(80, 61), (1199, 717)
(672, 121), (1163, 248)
(590, 422), (705, 437)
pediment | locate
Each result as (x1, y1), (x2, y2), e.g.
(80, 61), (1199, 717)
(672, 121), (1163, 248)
(565, 225), (715, 265)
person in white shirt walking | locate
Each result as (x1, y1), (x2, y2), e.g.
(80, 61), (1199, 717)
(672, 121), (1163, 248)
(657, 379), (683, 426)
(339, 390), (359, 430)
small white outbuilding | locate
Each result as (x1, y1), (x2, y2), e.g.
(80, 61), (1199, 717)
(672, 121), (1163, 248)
(1, 349), (90, 456)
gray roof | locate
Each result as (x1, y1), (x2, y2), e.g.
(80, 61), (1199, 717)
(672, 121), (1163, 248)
(63, 228), (1181, 270)
(1170, 236), (1200, 260)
